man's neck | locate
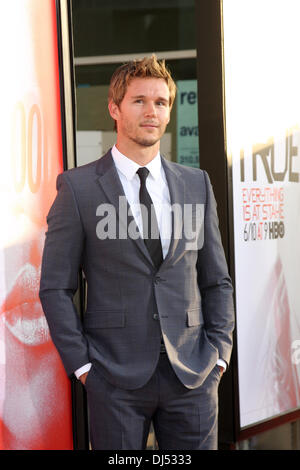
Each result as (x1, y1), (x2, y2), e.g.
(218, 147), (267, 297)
(115, 140), (160, 166)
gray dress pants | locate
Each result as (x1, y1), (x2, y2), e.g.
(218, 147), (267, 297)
(84, 352), (221, 450)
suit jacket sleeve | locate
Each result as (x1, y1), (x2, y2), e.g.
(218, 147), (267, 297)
(39, 173), (89, 376)
(197, 170), (235, 366)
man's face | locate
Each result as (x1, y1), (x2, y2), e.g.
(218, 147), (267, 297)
(109, 77), (171, 149)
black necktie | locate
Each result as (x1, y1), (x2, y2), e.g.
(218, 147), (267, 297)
(137, 167), (163, 270)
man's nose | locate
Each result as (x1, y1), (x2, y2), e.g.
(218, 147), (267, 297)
(144, 101), (157, 117)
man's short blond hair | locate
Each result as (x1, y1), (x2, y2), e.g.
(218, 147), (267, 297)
(108, 54), (177, 109)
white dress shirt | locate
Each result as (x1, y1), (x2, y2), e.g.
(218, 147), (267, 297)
(75, 145), (226, 378)
(111, 145), (172, 258)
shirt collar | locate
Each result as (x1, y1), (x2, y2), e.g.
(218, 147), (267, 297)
(111, 145), (162, 181)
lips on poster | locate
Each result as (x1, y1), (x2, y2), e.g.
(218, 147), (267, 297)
(0, 1), (73, 449)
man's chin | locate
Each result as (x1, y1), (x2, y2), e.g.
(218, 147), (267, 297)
(133, 137), (160, 148)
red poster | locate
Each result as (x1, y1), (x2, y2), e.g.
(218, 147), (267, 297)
(0, 1), (73, 449)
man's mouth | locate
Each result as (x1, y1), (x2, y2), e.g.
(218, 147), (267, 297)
(1, 263), (50, 346)
(140, 122), (159, 128)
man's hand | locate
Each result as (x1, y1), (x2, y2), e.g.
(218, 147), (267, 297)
(79, 371), (89, 385)
(218, 366), (225, 377)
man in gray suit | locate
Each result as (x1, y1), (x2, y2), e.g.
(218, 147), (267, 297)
(39, 55), (234, 450)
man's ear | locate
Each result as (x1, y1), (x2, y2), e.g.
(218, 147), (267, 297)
(108, 100), (120, 121)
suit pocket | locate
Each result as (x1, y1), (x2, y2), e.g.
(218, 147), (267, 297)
(84, 310), (125, 329)
(186, 308), (204, 327)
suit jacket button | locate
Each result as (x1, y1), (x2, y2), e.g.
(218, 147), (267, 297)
(153, 313), (159, 320)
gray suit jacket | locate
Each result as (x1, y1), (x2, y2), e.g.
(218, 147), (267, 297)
(39, 150), (234, 390)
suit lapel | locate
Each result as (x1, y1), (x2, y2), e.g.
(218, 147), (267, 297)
(95, 151), (153, 265)
(160, 158), (185, 267)
(94, 151), (185, 269)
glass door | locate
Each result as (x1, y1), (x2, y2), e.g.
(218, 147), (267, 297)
(71, 0), (199, 449)
(72, 0), (199, 170)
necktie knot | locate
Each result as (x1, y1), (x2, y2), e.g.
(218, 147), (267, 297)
(137, 167), (149, 183)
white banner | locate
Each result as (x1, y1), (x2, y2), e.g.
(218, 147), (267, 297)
(223, 0), (300, 428)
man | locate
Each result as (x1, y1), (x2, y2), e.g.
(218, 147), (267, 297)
(39, 55), (235, 450)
